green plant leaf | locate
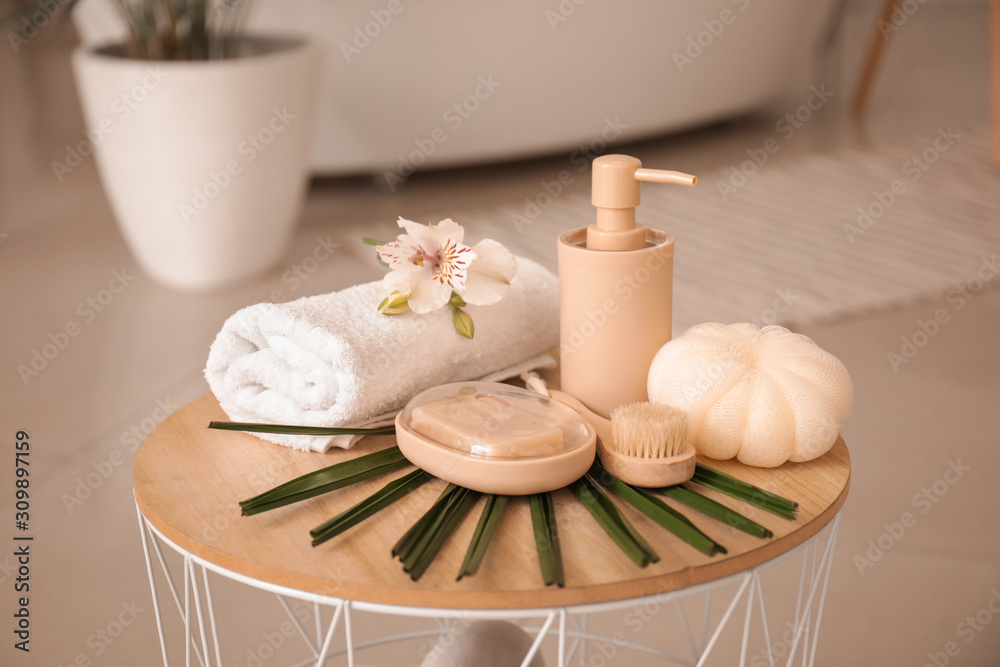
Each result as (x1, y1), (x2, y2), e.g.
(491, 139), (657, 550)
(691, 463), (798, 520)
(529, 493), (564, 587)
(393, 484), (462, 561)
(392, 484), (480, 581)
(239, 446), (410, 515)
(572, 479), (658, 567)
(589, 464), (726, 557)
(363, 237), (390, 267)
(694, 463), (798, 509)
(210, 421), (396, 436)
(585, 479), (659, 563)
(32, 0), (252, 60)
(405, 487), (479, 581)
(458, 495), (508, 580)
(310, 470), (432, 547)
(657, 485), (773, 539)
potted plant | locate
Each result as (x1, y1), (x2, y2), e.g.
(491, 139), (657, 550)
(9, 0), (321, 290)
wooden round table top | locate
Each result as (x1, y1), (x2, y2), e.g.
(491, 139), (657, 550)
(134, 393), (850, 610)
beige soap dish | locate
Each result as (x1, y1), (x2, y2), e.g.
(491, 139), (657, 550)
(394, 382), (597, 495)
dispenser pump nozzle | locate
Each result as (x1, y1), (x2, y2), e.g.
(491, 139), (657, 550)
(587, 154), (697, 251)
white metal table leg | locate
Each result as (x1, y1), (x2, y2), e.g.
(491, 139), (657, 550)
(314, 601), (322, 651)
(674, 595), (697, 660)
(695, 574), (752, 667)
(739, 573), (757, 666)
(136, 502), (844, 667)
(188, 559), (212, 666)
(784, 515), (840, 667)
(344, 601), (355, 667)
(201, 568), (222, 666)
(563, 612), (585, 667)
(137, 505), (171, 667)
(520, 612), (555, 667)
(183, 557), (191, 667)
(314, 601), (345, 666)
(807, 515), (840, 667)
(147, 532), (208, 666)
(700, 589), (711, 653)
(754, 571), (776, 667)
(279, 594), (320, 658)
(803, 543), (818, 665)
(558, 609), (567, 667)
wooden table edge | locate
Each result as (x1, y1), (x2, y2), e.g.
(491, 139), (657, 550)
(134, 456), (850, 611)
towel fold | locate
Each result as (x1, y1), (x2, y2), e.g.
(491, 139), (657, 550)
(205, 257), (559, 451)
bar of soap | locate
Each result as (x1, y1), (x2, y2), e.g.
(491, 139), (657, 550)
(409, 393), (565, 458)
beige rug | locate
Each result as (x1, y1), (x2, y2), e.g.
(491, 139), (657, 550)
(460, 126), (1000, 333)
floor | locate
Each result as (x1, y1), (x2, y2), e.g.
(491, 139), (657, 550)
(1, 2), (998, 666)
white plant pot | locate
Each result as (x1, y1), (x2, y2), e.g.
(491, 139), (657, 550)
(72, 37), (321, 290)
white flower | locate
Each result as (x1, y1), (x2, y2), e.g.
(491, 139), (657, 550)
(461, 238), (518, 306)
(377, 218), (516, 315)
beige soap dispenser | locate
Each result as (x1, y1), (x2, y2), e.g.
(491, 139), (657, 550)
(557, 154), (696, 418)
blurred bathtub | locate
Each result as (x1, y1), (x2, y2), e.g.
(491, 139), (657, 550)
(74, 0), (837, 175)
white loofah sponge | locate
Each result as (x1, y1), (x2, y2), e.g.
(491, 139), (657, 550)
(647, 323), (853, 468)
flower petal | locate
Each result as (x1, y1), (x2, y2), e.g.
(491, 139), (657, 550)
(376, 239), (418, 270)
(382, 264), (426, 293)
(395, 216), (428, 236)
(429, 218), (465, 246)
(432, 237), (476, 292)
(460, 239), (517, 305)
(397, 217), (466, 249)
(386, 219), (439, 270)
(384, 268), (451, 314)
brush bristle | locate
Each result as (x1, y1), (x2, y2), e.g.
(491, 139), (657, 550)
(610, 402), (689, 459)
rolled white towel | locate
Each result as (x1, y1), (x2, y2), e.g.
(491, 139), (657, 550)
(205, 256), (558, 452)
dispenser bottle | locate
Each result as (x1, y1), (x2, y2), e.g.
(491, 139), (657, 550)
(557, 155), (696, 418)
